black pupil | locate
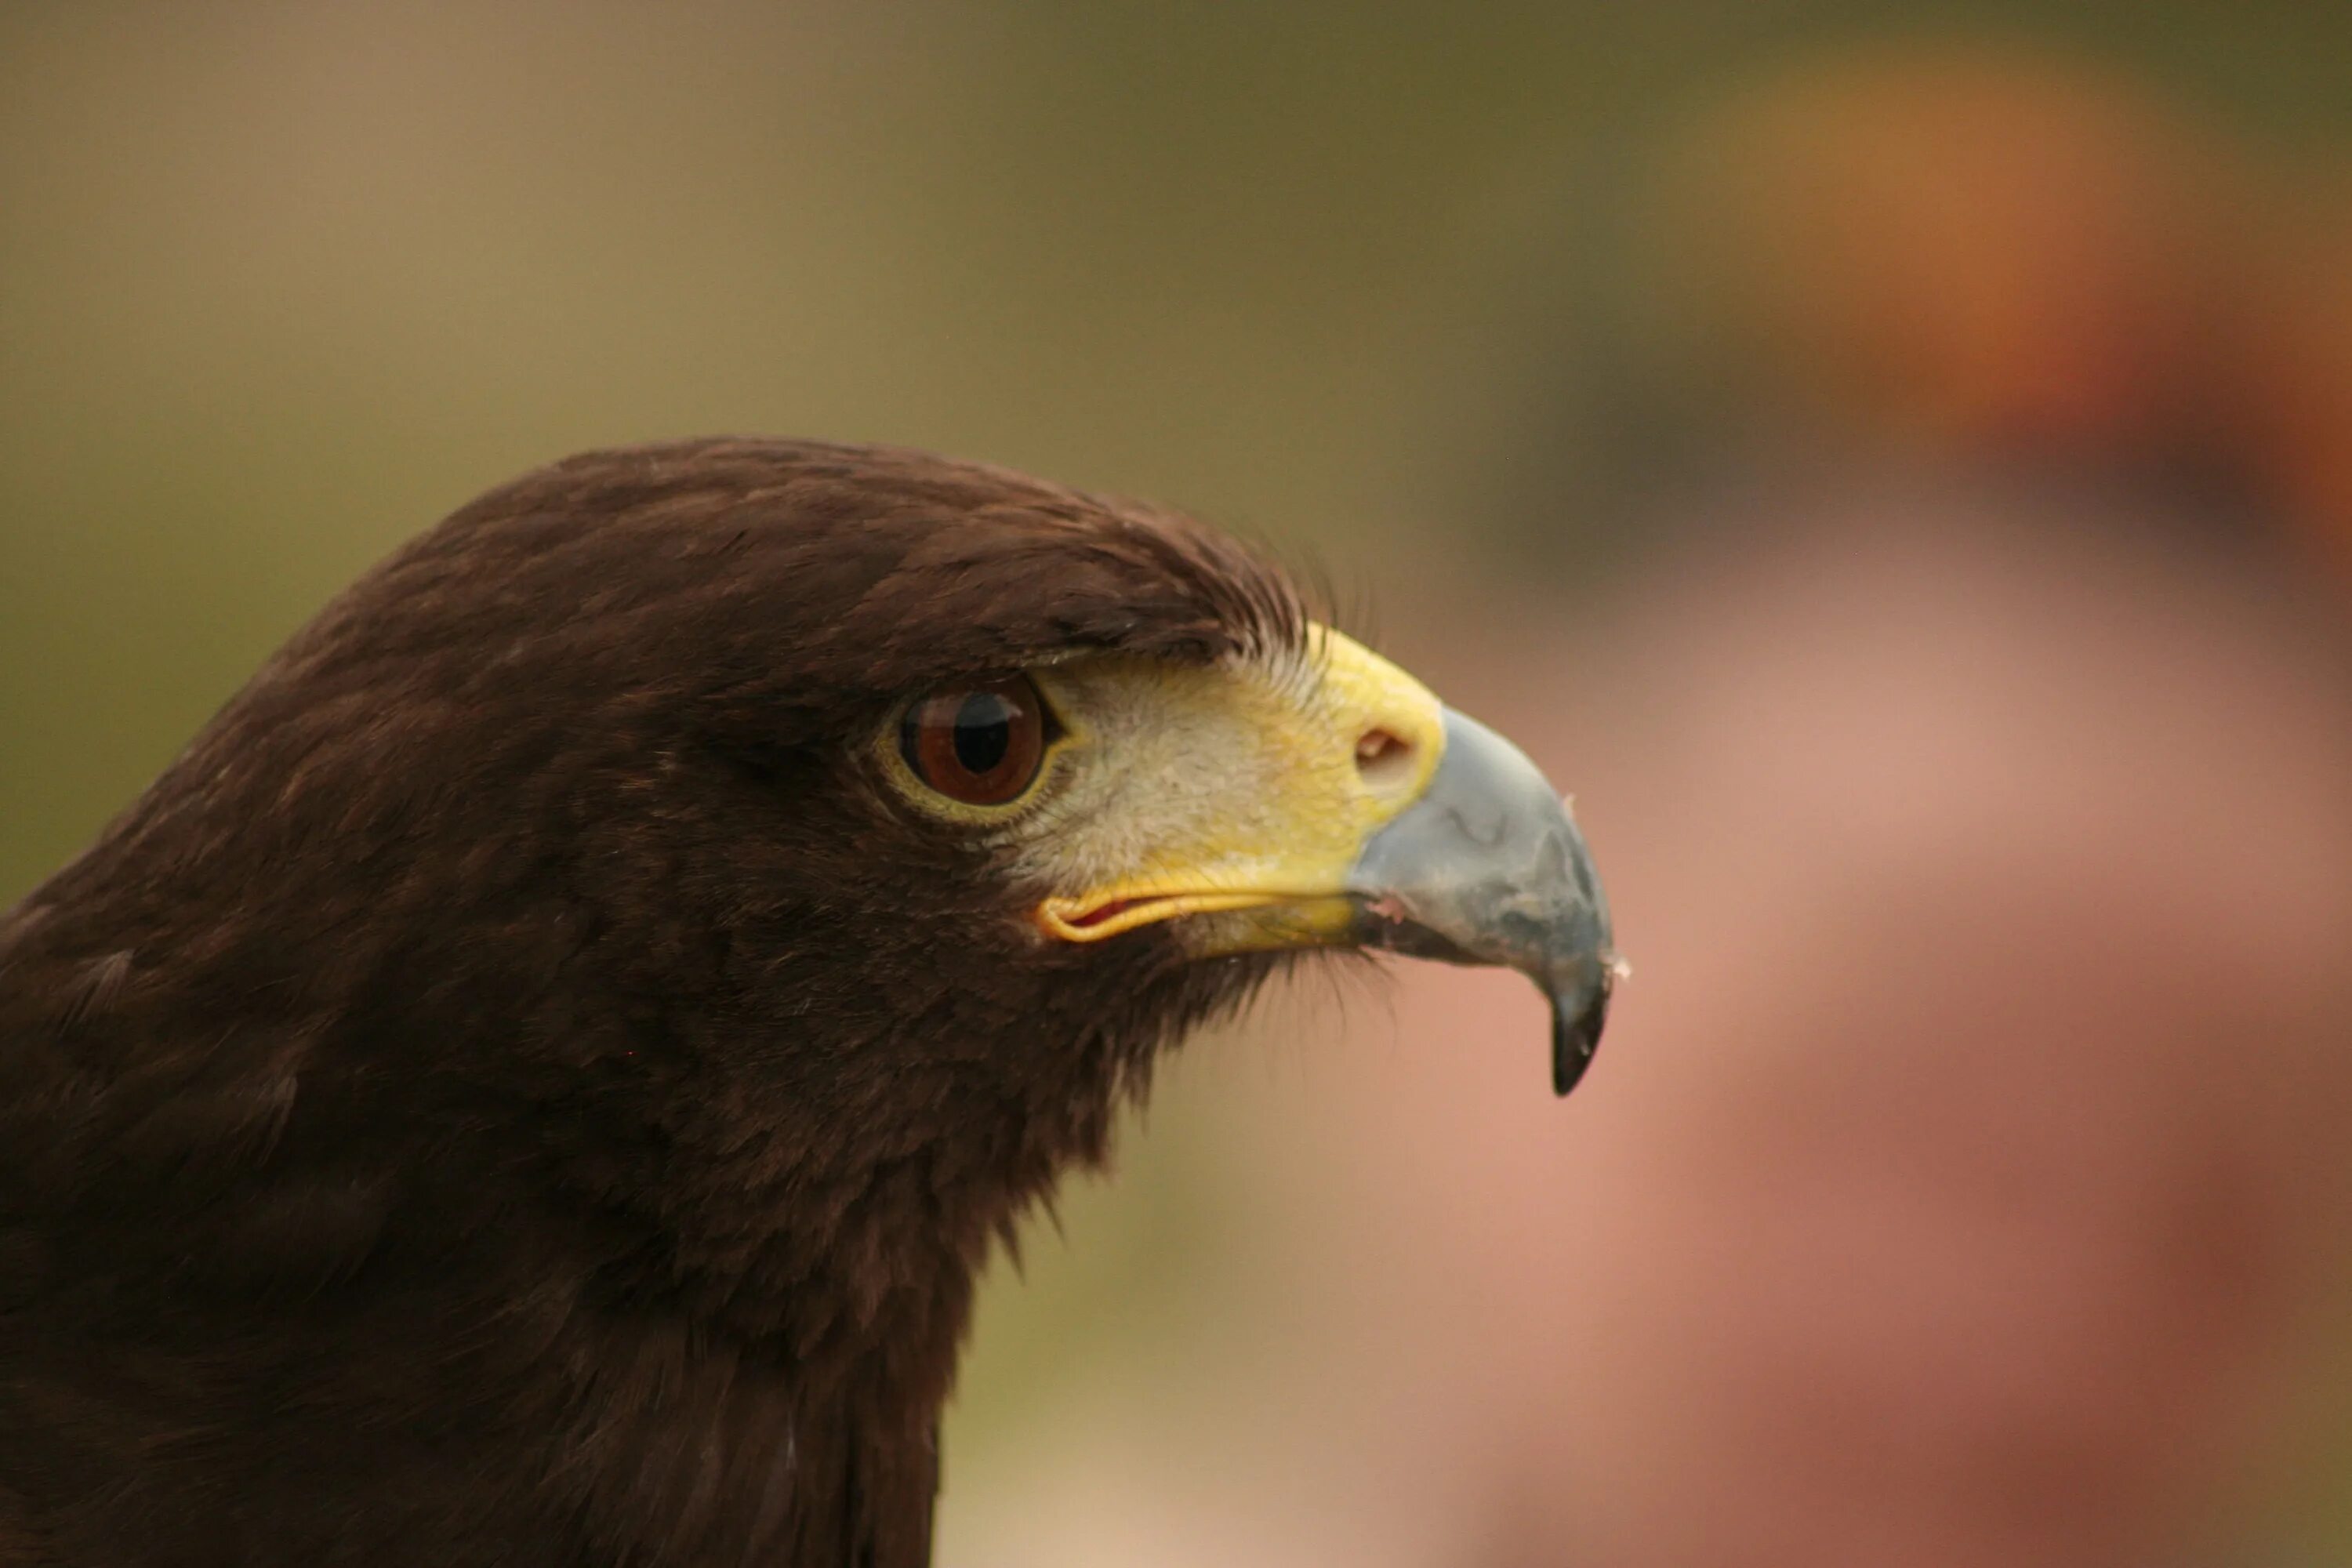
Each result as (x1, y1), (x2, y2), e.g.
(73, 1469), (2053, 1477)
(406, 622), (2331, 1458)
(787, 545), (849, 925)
(952, 692), (1014, 775)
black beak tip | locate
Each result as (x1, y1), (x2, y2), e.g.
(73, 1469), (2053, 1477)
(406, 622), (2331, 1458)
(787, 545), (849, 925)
(1549, 975), (1612, 1098)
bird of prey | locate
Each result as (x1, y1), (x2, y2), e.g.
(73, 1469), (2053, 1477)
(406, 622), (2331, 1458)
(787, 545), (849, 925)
(0, 439), (1613, 1567)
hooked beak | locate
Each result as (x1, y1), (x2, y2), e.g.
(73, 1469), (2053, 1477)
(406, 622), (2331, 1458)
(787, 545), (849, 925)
(1036, 627), (1618, 1095)
(1347, 710), (1616, 1096)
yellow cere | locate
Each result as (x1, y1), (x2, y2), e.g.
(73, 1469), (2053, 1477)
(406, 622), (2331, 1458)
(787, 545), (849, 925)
(1033, 624), (1446, 945)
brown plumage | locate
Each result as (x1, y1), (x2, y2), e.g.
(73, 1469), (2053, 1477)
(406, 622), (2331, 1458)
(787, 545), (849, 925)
(0, 439), (1322, 1566)
(0, 437), (1618, 1567)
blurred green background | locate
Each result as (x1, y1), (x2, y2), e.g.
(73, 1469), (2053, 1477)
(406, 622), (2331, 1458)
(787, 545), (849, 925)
(13, 0), (2352, 903)
(10, 6), (2352, 1565)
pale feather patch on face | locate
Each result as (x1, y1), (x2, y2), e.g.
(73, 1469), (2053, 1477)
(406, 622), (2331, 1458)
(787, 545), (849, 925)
(995, 626), (1446, 946)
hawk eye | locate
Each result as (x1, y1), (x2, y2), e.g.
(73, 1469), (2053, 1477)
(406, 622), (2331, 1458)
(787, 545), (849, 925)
(899, 675), (1051, 808)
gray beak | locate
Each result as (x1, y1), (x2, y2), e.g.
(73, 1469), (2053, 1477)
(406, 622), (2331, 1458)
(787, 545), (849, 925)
(1348, 710), (1618, 1096)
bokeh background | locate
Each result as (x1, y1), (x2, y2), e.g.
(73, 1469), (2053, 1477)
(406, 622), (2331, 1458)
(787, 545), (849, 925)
(8, 5), (2352, 1565)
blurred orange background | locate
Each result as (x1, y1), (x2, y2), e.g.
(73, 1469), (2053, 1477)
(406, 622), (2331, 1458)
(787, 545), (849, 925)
(7, 6), (2352, 1564)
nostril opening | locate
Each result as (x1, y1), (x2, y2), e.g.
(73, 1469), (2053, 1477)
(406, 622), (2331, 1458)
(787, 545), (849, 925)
(1355, 727), (1416, 790)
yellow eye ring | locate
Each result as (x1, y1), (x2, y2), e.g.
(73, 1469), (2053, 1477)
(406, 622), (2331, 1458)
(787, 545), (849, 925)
(880, 672), (1071, 820)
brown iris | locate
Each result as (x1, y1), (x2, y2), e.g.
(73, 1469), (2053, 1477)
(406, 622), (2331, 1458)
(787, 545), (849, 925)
(899, 675), (1051, 806)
